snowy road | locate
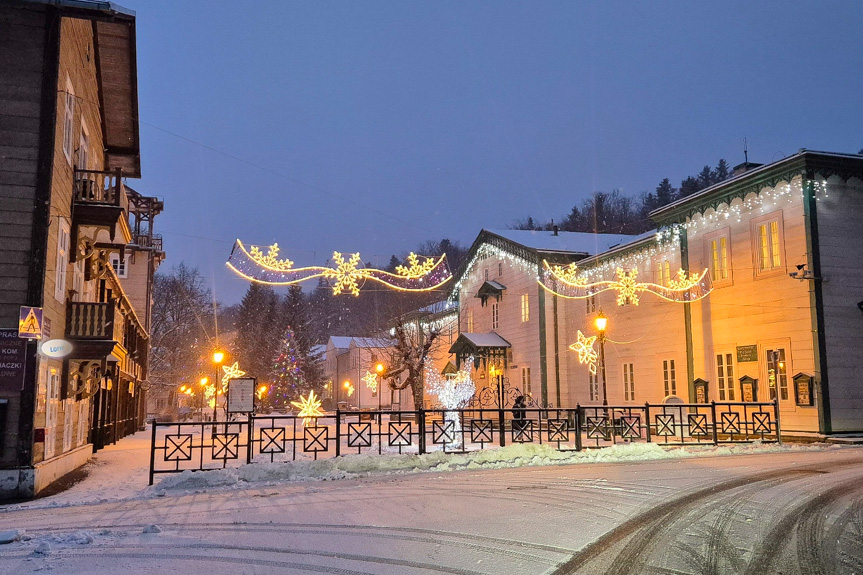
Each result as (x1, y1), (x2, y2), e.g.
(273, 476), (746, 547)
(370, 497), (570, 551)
(1, 439), (863, 574)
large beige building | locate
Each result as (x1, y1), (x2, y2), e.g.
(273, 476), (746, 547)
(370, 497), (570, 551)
(0, 1), (162, 498)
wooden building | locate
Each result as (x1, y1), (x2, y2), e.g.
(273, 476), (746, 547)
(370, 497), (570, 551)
(0, 0), (161, 498)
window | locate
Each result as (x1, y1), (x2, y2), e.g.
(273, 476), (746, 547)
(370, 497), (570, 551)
(55, 219), (70, 302)
(766, 348), (788, 401)
(491, 302), (499, 329)
(658, 259), (672, 286)
(63, 400), (73, 452)
(716, 353), (736, 401)
(752, 212), (784, 274)
(586, 294), (597, 314)
(663, 359), (677, 396)
(484, 268), (489, 281)
(623, 363), (635, 401)
(110, 253), (127, 278)
(72, 259), (84, 301)
(498, 262), (503, 277)
(521, 294), (529, 322)
(589, 370), (599, 401)
(77, 400), (89, 446)
(467, 310), (474, 333)
(78, 125), (89, 170)
(522, 367), (531, 395)
(62, 78), (74, 162)
(706, 230), (730, 283)
(45, 368), (61, 459)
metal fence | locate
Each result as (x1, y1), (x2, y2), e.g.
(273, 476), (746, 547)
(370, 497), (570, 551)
(149, 400), (779, 484)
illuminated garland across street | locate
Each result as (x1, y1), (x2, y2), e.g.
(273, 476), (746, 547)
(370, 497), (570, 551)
(540, 261), (713, 305)
(227, 240), (452, 295)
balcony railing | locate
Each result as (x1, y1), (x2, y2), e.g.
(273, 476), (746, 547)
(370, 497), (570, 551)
(67, 302), (122, 341)
(134, 233), (163, 251)
(74, 169), (128, 209)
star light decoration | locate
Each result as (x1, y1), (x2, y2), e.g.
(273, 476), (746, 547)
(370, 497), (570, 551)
(362, 370), (378, 393)
(221, 362), (246, 390)
(568, 330), (598, 375)
(291, 390), (325, 426)
(540, 261), (713, 306)
(226, 240), (453, 296)
(345, 383), (355, 397)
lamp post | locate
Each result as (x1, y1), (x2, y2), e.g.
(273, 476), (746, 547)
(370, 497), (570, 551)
(199, 377), (208, 420)
(375, 362), (385, 411)
(212, 350), (225, 422)
(595, 311), (609, 408)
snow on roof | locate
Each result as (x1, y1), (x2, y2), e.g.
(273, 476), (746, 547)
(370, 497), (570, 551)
(459, 332), (512, 348)
(327, 336), (354, 349)
(350, 337), (393, 349)
(573, 229), (658, 267)
(486, 229), (639, 255)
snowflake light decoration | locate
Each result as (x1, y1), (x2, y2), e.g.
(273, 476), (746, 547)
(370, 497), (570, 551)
(362, 370), (378, 393)
(227, 241), (452, 296)
(615, 268), (640, 306)
(568, 330), (598, 375)
(291, 390), (324, 426)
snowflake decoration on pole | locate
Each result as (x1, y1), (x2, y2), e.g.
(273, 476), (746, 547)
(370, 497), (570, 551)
(568, 330), (598, 375)
(291, 390), (324, 426)
(362, 371), (378, 393)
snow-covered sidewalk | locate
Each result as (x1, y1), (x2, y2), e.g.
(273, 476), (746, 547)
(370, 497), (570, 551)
(1, 426), (835, 511)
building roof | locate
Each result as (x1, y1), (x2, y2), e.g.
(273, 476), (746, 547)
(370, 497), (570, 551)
(453, 332), (512, 349)
(487, 229), (638, 255)
(349, 337), (392, 349)
(327, 336), (354, 350)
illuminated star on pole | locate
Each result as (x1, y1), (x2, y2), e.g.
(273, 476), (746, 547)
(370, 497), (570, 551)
(569, 330), (598, 375)
(291, 390), (325, 426)
(221, 362), (246, 389)
(362, 371), (378, 393)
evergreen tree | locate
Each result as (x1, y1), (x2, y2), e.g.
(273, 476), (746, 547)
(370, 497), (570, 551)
(715, 159), (730, 182)
(655, 178), (676, 205)
(235, 283), (280, 383)
(679, 176), (701, 198)
(697, 165), (716, 189)
(272, 326), (304, 408)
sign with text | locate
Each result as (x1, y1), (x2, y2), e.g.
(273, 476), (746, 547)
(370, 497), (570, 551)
(736, 345), (758, 363)
(18, 306), (43, 339)
(0, 329), (27, 391)
(227, 377), (256, 414)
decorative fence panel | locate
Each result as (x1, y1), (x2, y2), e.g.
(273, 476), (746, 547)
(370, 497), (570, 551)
(149, 401), (779, 484)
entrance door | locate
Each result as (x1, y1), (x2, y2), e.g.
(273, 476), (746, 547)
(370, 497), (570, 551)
(764, 347), (789, 403)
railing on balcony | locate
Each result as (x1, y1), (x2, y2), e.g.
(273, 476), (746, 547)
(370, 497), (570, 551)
(67, 302), (122, 341)
(134, 233), (163, 251)
(74, 168), (129, 212)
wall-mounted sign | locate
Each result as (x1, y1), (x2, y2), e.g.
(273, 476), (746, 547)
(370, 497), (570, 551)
(227, 377), (256, 414)
(793, 373), (814, 407)
(18, 306), (43, 339)
(0, 328), (27, 391)
(39, 339), (73, 358)
(736, 345), (758, 363)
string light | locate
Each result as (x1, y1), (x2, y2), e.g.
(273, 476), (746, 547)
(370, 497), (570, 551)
(290, 390), (324, 426)
(540, 261), (713, 305)
(426, 357), (476, 448)
(227, 240), (452, 295)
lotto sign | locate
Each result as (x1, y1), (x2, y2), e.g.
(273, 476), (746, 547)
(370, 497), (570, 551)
(18, 307), (43, 339)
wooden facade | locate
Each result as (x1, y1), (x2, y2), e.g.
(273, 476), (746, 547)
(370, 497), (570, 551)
(0, 1), (159, 499)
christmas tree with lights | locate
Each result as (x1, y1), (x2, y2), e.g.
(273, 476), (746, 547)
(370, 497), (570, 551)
(272, 327), (304, 409)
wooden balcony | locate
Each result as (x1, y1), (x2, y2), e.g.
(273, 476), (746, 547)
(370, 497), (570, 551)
(66, 301), (148, 378)
(72, 168), (131, 245)
(67, 302), (122, 341)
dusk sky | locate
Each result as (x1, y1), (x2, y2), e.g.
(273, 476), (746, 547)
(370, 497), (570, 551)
(126, 1), (863, 304)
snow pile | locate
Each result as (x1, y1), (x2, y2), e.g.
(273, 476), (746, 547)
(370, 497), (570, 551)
(154, 441), (829, 492)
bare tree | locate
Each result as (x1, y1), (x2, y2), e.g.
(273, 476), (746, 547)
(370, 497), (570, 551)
(384, 317), (440, 410)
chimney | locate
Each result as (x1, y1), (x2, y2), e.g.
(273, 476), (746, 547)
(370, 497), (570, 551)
(732, 161), (763, 177)
(553, 224), (559, 236)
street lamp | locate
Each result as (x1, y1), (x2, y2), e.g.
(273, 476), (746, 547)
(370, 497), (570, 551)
(199, 377), (208, 420)
(375, 362), (385, 411)
(595, 311), (609, 408)
(212, 350), (225, 422)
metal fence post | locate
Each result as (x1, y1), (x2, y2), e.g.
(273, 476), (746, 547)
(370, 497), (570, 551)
(335, 409), (341, 457)
(644, 402), (651, 442)
(148, 420), (157, 486)
(419, 409), (426, 455)
(574, 406), (582, 451)
(711, 401), (719, 445)
(498, 407), (506, 447)
(246, 413), (253, 464)
(774, 400), (781, 444)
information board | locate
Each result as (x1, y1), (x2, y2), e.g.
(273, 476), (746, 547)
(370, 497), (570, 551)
(0, 329), (27, 391)
(737, 345), (758, 363)
(227, 377), (256, 414)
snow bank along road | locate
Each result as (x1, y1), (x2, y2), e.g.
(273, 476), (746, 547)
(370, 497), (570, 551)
(1, 446), (862, 574)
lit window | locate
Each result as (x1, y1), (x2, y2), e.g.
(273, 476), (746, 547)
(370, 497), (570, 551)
(623, 363), (635, 401)
(766, 348), (788, 401)
(491, 302), (499, 329)
(467, 310), (474, 333)
(521, 294), (529, 322)
(752, 213), (784, 273)
(55, 219), (70, 302)
(522, 367), (531, 395)
(656, 258), (672, 286)
(716, 353), (735, 401)
(663, 359), (676, 396)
